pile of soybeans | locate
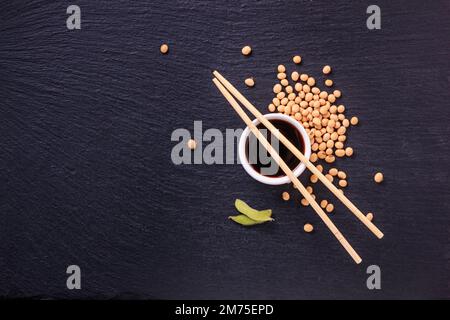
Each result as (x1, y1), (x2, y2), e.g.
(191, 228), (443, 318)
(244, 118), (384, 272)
(268, 60), (358, 165)
(266, 56), (364, 220)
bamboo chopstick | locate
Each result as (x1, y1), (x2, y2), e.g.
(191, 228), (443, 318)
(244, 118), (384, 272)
(212, 77), (362, 264)
(213, 70), (384, 240)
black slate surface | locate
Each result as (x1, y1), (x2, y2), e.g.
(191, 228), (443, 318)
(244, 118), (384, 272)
(0, 0), (449, 299)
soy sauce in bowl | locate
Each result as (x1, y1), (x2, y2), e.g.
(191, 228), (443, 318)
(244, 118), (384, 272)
(245, 119), (305, 177)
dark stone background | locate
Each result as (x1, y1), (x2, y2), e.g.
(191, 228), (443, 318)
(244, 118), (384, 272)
(0, 0), (449, 299)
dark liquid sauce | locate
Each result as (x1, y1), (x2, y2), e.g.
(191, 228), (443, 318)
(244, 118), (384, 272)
(245, 119), (305, 177)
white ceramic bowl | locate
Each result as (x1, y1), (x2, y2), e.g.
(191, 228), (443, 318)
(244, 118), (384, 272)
(238, 113), (311, 185)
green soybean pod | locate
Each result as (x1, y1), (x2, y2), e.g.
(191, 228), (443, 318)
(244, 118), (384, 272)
(234, 199), (273, 222)
(229, 215), (264, 226)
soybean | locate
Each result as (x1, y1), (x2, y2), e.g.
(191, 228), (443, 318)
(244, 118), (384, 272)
(160, 43), (169, 54)
(293, 55), (302, 64)
(187, 139), (197, 150)
(273, 84), (282, 93)
(307, 77), (316, 86)
(304, 223), (314, 233)
(245, 78), (255, 87)
(325, 203), (334, 213)
(241, 46), (252, 56)
(345, 147), (353, 157)
(322, 65), (331, 75)
(329, 168), (338, 176)
(339, 179), (347, 188)
(301, 198), (310, 206)
(350, 116), (359, 125)
(374, 172), (384, 183)
(335, 149), (345, 157)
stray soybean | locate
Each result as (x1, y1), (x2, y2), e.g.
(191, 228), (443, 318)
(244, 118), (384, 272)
(242, 46), (252, 56)
(245, 78), (255, 87)
(187, 139), (197, 150)
(293, 55), (302, 64)
(304, 223), (314, 233)
(322, 65), (332, 74)
(374, 172), (384, 183)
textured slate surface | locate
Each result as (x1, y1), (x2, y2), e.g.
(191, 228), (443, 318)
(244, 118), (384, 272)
(0, 0), (449, 299)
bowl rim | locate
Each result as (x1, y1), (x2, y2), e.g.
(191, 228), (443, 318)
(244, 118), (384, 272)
(238, 113), (311, 185)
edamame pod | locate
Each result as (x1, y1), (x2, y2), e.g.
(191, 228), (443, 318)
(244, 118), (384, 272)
(229, 215), (265, 226)
(234, 199), (273, 222)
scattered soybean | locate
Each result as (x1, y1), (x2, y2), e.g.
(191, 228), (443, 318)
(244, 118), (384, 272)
(374, 172), (384, 183)
(293, 55), (302, 64)
(245, 78), (255, 87)
(242, 46), (252, 56)
(160, 44), (169, 54)
(187, 139), (197, 150)
(304, 223), (314, 233)
(322, 65), (332, 75)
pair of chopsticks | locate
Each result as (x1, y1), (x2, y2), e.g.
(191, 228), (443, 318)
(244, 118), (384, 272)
(212, 70), (384, 264)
